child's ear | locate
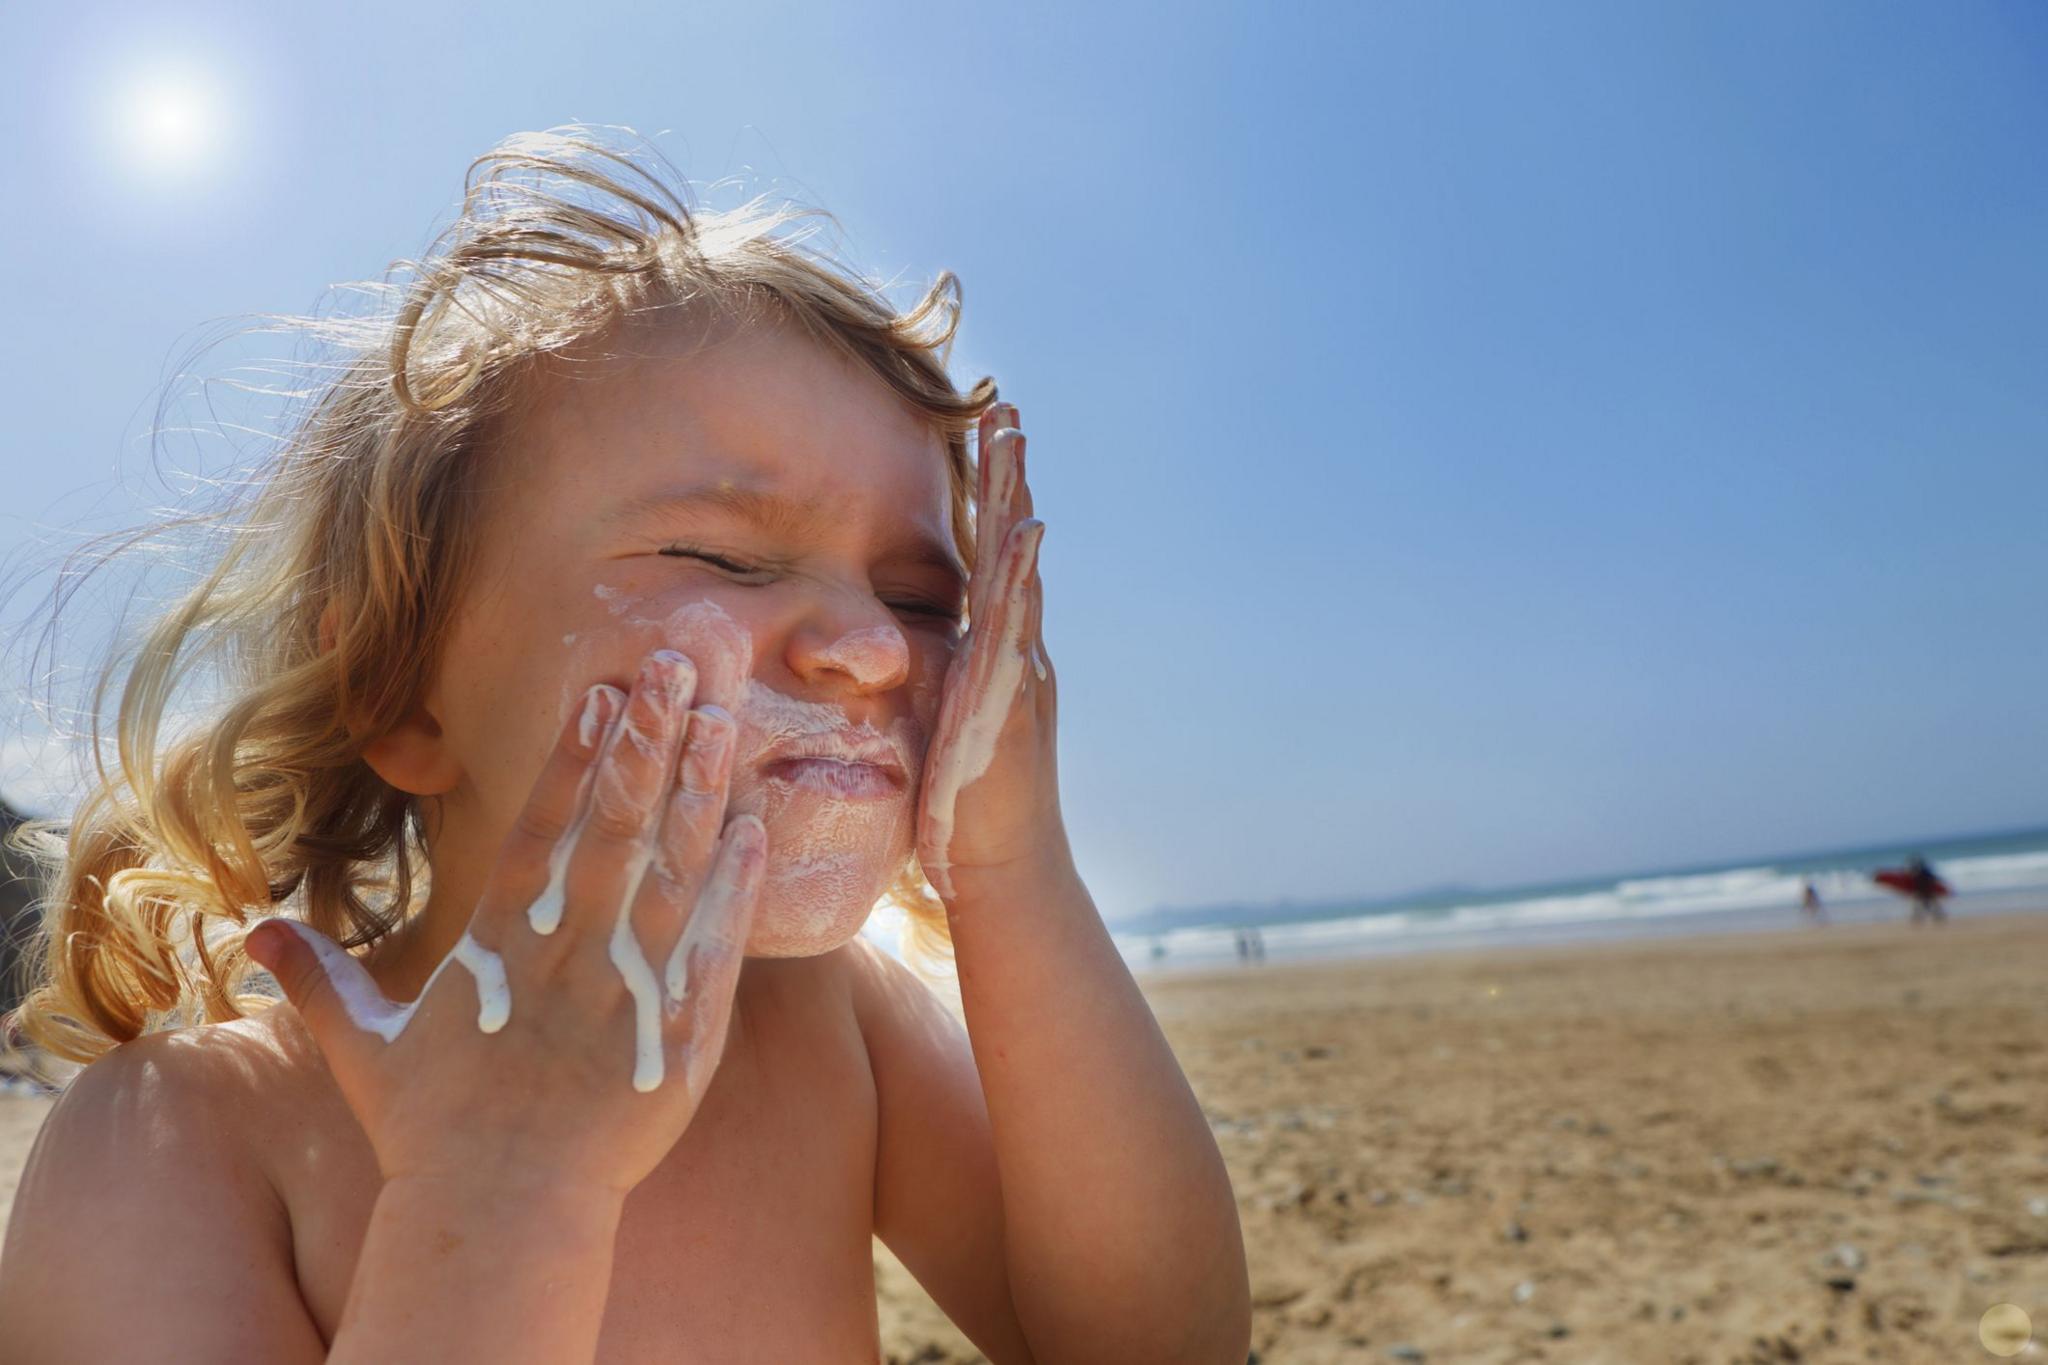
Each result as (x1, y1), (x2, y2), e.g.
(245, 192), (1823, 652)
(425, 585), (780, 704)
(361, 700), (464, 798)
(320, 602), (463, 796)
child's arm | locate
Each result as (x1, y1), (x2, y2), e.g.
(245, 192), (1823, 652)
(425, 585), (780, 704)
(855, 885), (1248, 1365)
(902, 405), (1250, 1363)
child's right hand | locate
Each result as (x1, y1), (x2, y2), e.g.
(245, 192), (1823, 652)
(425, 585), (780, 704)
(244, 646), (766, 1201)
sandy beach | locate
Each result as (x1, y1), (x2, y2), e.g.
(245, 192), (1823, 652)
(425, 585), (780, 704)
(6, 915), (2046, 1361)
(879, 913), (2048, 1363)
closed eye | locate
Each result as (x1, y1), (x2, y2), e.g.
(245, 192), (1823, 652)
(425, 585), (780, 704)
(659, 545), (767, 577)
(663, 544), (961, 624)
(890, 599), (964, 623)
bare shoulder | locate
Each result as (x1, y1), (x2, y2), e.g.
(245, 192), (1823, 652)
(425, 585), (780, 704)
(835, 935), (956, 1034)
(0, 1009), (328, 1362)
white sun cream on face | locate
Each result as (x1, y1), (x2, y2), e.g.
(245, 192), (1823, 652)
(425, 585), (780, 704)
(810, 624), (909, 688)
(561, 590), (933, 960)
(272, 919), (510, 1042)
(729, 678), (927, 956)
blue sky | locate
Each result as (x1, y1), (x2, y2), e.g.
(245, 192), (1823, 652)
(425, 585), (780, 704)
(1, 2), (2042, 921)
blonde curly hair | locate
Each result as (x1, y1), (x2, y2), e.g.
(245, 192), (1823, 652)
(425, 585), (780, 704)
(6, 125), (993, 1066)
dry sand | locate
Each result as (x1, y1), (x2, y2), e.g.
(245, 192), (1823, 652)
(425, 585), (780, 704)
(879, 914), (2048, 1363)
(6, 915), (2046, 1362)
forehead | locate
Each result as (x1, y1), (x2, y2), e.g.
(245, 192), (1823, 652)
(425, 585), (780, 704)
(488, 311), (954, 536)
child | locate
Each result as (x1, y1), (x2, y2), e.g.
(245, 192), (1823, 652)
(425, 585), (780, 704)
(0, 129), (1249, 1362)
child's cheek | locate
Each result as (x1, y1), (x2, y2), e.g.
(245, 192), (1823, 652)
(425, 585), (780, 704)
(908, 632), (953, 743)
(565, 582), (757, 706)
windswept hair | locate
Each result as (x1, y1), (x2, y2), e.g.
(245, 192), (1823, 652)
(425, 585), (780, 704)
(5, 125), (993, 1066)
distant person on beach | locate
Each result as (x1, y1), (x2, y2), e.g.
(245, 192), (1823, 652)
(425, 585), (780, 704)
(0, 130), (1249, 1360)
(1801, 880), (1826, 924)
(1907, 854), (1948, 925)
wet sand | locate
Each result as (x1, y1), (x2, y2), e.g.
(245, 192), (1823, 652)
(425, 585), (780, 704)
(5, 915), (2045, 1361)
(880, 913), (2048, 1362)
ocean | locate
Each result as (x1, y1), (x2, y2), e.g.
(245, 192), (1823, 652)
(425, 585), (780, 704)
(1105, 825), (2048, 973)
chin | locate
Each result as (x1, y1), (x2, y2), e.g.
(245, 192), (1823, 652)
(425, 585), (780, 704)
(738, 856), (894, 958)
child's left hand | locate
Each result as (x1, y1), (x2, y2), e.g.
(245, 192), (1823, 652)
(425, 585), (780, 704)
(916, 402), (1070, 904)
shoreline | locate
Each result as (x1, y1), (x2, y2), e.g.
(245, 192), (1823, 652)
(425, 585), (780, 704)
(1121, 896), (2048, 981)
(1131, 902), (2048, 988)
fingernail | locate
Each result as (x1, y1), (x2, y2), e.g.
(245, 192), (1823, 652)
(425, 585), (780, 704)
(680, 706), (737, 794)
(647, 649), (696, 705)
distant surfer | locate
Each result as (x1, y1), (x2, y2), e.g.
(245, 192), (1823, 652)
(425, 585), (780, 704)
(1800, 880), (1826, 924)
(1874, 855), (1950, 925)
(1906, 856), (1947, 925)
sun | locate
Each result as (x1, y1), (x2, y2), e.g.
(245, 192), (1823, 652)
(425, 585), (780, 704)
(115, 66), (224, 173)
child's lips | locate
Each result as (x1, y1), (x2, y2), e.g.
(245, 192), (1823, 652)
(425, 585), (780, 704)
(755, 730), (910, 801)
(762, 755), (905, 800)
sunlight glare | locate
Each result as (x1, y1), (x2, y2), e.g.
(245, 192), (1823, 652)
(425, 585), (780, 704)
(115, 65), (225, 176)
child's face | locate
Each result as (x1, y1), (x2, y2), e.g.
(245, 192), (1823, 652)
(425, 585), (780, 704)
(427, 312), (966, 957)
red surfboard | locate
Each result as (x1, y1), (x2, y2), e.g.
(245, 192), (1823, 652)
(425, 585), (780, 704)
(1874, 868), (1951, 897)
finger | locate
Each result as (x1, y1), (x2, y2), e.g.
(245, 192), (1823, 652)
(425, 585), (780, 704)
(975, 403), (1002, 514)
(985, 429), (1028, 622)
(244, 918), (392, 1074)
(1003, 411), (1033, 525)
(970, 409), (995, 626)
(1023, 529), (1050, 684)
(672, 606), (753, 714)
(967, 517), (1045, 699)
(663, 811), (763, 1013)
(926, 517), (1039, 778)
(641, 705), (738, 968)
(565, 649), (698, 935)
(666, 817), (769, 1098)
(1005, 521), (1047, 655)
(488, 682), (626, 936)
(973, 427), (1022, 626)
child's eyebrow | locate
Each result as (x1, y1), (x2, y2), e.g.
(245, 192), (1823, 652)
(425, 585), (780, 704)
(606, 481), (967, 584)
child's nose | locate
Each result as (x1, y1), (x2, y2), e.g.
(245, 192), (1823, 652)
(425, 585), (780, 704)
(786, 615), (911, 693)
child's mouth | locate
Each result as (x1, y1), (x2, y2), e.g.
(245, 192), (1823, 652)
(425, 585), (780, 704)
(762, 755), (905, 800)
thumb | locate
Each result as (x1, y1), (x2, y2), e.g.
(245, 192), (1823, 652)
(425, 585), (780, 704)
(244, 917), (390, 1068)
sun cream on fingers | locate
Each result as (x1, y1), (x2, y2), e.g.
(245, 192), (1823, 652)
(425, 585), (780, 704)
(602, 658), (697, 1093)
(574, 683), (612, 749)
(923, 527), (1041, 897)
(609, 841), (669, 1093)
(661, 828), (751, 1013)
(529, 687), (624, 936)
(922, 629), (1029, 899)
(274, 920), (510, 1041)
(451, 935), (512, 1032)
